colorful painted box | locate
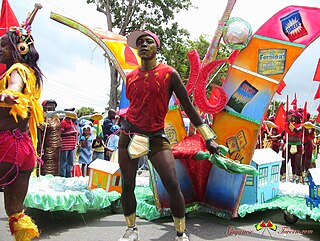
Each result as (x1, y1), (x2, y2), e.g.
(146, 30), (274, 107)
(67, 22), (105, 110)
(88, 158), (122, 193)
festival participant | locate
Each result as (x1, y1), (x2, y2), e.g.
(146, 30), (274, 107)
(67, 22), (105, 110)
(281, 110), (303, 183)
(0, 22), (43, 241)
(302, 118), (315, 176)
(315, 134), (320, 168)
(102, 108), (117, 141)
(92, 132), (106, 161)
(59, 112), (78, 177)
(106, 124), (120, 160)
(78, 125), (93, 176)
(117, 30), (219, 241)
(267, 116), (284, 154)
(102, 108), (117, 159)
(37, 99), (61, 176)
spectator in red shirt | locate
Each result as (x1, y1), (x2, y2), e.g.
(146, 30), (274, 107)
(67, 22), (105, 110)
(59, 112), (79, 177)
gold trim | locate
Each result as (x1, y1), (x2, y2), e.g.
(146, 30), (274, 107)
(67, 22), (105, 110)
(124, 213), (136, 228)
(196, 124), (217, 141)
(173, 216), (186, 233)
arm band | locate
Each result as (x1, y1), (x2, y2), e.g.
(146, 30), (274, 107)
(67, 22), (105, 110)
(196, 124), (217, 141)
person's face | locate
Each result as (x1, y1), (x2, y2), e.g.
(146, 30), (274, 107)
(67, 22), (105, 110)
(43, 103), (56, 112)
(136, 35), (157, 60)
(83, 128), (90, 135)
(272, 128), (277, 135)
(108, 110), (116, 119)
(0, 34), (14, 65)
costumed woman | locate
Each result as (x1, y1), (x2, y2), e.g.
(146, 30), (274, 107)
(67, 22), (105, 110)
(0, 6), (43, 241)
(117, 30), (219, 241)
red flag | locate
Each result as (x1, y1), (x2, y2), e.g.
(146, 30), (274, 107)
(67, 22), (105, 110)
(317, 114), (320, 123)
(274, 103), (287, 131)
(276, 80), (286, 95)
(313, 58), (320, 82)
(0, 0), (19, 75)
(0, 0), (19, 36)
(227, 50), (240, 65)
(291, 93), (297, 110)
(316, 105), (320, 123)
(314, 84), (320, 100)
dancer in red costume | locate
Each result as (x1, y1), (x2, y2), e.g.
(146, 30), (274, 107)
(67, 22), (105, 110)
(117, 30), (219, 241)
(0, 6), (43, 241)
(302, 118), (315, 175)
(267, 116), (284, 153)
(281, 110), (303, 183)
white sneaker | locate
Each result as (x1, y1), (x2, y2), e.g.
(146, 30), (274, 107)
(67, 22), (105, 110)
(118, 228), (140, 241)
(175, 233), (189, 241)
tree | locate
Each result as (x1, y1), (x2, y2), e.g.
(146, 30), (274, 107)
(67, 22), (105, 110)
(76, 107), (95, 117)
(186, 35), (231, 87)
(86, 0), (193, 109)
(267, 100), (285, 117)
(162, 33), (231, 98)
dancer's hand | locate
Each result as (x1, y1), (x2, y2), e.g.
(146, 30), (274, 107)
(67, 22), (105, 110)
(206, 139), (220, 154)
(0, 93), (18, 104)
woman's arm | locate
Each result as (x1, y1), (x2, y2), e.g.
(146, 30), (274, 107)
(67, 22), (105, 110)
(0, 70), (24, 104)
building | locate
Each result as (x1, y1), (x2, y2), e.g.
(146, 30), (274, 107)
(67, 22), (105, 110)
(306, 168), (320, 209)
(241, 148), (283, 205)
(88, 158), (122, 193)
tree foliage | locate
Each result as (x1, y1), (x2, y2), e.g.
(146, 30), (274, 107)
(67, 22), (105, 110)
(86, 0), (193, 109)
(185, 35), (231, 86)
(86, 0), (233, 108)
(267, 100), (285, 117)
(87, 0), (192, 35)
(76, 107), (95, 117)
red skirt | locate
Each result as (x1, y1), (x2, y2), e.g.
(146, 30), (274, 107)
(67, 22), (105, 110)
(0, 129), (36, 171)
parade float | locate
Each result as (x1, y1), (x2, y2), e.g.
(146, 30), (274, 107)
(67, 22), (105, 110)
(17, 0), (320, 225)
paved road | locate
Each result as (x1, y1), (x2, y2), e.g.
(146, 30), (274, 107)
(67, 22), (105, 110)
(1, 191), (320, 241)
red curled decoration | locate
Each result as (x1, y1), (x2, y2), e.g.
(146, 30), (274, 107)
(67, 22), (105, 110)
(186, 50), (201, 95)
(193, 59), (228, 114)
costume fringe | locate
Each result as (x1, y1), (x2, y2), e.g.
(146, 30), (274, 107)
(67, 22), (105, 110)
(9, 211), (39, 241)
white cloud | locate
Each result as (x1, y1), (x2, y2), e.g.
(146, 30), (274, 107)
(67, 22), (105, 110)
(11, 0), (110, 113)
(41, 57), (110, 112)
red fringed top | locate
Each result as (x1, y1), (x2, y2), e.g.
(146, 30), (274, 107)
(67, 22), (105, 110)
(126, 63), (174, 132)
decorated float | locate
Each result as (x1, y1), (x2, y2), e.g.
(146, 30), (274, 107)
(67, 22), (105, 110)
(18, 1), (320, 224)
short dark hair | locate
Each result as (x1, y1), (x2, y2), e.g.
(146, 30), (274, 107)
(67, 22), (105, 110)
(42, 99), (57, 107)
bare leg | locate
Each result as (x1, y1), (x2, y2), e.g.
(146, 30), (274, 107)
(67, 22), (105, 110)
(150, 150), (185, 217)
(3, 169), (31, 216)
(118, 148), (139, 216)
(1, 164), (39, 240)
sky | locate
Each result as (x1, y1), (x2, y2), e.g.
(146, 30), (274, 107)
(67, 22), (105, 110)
(8, 0), (320, 114)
